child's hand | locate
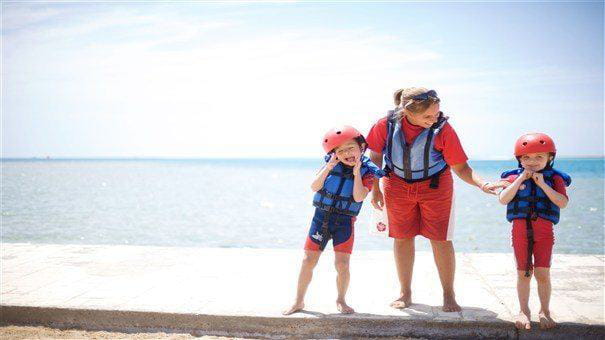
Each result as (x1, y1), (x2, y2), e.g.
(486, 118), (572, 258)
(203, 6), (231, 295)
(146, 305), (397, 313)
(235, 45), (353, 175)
(353, 156), (362, 176)
(532, 173), (546, 187)
(521, 169), (534, 180)
(326, 154), (339, 170)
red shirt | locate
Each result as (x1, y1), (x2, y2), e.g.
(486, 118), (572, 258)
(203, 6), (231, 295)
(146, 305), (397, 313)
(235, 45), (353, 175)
(505, 174), (568, 198)
(366, 116), (468, 166)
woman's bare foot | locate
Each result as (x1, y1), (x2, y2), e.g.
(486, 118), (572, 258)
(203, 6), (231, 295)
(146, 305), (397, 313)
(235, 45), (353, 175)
(515, 310), (531, 330)
(336, 300), (355, 314)
(442, 293), (461, 312)
(282, 302), (304, 315)
(390, 291), (412, 309)
(539, 310), (556, 329)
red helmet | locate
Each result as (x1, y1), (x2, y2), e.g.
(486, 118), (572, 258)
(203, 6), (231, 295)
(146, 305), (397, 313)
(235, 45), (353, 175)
(322, 126), (362, 153)
(514, 133), (556, 157)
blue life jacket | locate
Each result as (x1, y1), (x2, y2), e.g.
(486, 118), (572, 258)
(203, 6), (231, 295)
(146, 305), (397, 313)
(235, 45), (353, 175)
(501, 168), (571, 224)
(384, 110), (449, 182)
(312, 156), (384, 216)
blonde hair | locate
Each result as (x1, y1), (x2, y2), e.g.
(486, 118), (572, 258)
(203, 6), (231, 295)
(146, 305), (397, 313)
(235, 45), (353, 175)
(393, 87), (440, 120)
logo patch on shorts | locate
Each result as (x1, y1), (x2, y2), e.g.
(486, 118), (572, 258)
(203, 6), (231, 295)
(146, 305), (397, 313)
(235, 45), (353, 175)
(311, 232), (323, 241)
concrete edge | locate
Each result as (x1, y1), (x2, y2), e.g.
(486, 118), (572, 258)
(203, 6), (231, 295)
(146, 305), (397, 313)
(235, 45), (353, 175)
(1, 305), (604, 339)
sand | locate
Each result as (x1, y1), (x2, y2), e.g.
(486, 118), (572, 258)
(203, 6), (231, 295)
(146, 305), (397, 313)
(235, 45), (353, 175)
(0, 325), (242, 339)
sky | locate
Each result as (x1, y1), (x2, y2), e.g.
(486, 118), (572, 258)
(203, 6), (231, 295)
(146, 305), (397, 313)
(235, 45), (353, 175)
(1, 1), (603, 159)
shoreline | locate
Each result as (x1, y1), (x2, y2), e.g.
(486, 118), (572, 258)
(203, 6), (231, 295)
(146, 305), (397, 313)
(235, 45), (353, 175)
(2, 241), (604, 256)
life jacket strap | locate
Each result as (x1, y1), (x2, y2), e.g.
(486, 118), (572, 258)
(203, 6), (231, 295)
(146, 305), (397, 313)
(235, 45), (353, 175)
(525, 217), (534, 277)
(384, 165), (448, 187)
(317, 189), (353, 203)
(328, 170), (354, 179)
(312, 202), (357, 216)
(384, 160), (443, 174)
(402, 145), (412, 179)
(507, 207), (557, 217)
(428, 167), (447, 189)
(511, 196), (552, 203)
(423, 125), (437, 179)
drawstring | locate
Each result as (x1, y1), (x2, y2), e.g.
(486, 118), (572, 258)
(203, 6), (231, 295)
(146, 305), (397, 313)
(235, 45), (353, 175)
(403, 182), (420, 200)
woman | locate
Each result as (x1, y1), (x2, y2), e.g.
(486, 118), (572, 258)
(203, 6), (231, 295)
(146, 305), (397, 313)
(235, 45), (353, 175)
(366, 87), (505, 312)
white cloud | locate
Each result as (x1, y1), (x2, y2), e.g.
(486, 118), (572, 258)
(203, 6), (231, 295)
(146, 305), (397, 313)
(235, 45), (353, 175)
(2, 5), (602, 158)
(1, 4), (68, 30)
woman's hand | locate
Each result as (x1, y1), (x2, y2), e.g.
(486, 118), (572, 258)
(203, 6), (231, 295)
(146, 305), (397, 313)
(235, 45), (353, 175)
(481, 180), (510, 195)
(369, 150), (385, 210)
(371, 189), (384, 210)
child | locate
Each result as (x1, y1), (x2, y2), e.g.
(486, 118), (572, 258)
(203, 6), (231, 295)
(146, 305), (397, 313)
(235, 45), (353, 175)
(283, 126), (383, 315)
(498, 133), (571, 330)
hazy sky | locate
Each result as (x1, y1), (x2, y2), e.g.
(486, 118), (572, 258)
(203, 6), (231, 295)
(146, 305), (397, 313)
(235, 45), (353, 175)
(2, 1), (603, 159)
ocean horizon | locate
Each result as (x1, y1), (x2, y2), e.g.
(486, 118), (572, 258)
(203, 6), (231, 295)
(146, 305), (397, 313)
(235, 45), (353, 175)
(2, 156), (604, 161)
(1, 158), (603, 255)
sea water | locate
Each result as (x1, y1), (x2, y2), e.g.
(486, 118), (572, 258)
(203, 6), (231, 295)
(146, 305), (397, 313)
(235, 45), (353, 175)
(1, 158), (603, 254)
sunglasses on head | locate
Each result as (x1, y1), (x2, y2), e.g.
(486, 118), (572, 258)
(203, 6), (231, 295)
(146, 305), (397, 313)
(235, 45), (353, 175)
(411, 90), (438, 101)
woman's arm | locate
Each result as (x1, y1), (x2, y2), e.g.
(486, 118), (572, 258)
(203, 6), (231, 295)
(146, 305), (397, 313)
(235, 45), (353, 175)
(451, 162), (483, 187)
(451, 162), (506, 195)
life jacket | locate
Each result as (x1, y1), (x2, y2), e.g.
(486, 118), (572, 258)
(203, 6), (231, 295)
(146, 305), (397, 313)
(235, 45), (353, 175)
(312, 156), (384, 216)
(383, 110), (449, 182)
(501, 168), (571, 224)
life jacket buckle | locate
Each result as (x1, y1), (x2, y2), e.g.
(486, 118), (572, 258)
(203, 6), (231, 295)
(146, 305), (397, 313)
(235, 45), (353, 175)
(429, 174), (440, 189)
(384, 167), (392, 178)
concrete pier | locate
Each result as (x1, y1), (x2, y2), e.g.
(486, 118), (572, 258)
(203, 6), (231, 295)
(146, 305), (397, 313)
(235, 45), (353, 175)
(1, 243), (603, 339)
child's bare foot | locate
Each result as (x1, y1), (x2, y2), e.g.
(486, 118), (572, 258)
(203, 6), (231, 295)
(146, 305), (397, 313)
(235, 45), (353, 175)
(442, 293), (461, 312)
(515, 310), (531, 330)
(282, 302), (304, 315)
(336, 300), (355, 314)
(390, 291), (412, 309)
(539, 310), (556, 329)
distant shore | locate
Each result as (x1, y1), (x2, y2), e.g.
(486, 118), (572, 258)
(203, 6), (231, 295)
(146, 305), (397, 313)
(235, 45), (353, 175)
(1, 156), (604, 161)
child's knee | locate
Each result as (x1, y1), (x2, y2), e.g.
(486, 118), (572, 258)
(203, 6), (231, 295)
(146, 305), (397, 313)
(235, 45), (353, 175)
(517, 270), (532, 280)
(334, 258), (350, 273)
(533, 268), (551, 283)
(302, 252), (320, 268)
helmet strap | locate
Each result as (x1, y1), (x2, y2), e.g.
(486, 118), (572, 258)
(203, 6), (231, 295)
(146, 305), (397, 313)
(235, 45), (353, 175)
(546, 159), (554, 169)
(546, 154), (555, 169)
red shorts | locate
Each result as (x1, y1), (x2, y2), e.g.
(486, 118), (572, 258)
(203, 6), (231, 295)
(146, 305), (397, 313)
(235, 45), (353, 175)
(384, 170), (455, 241)
(511, 218), (554, 270)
